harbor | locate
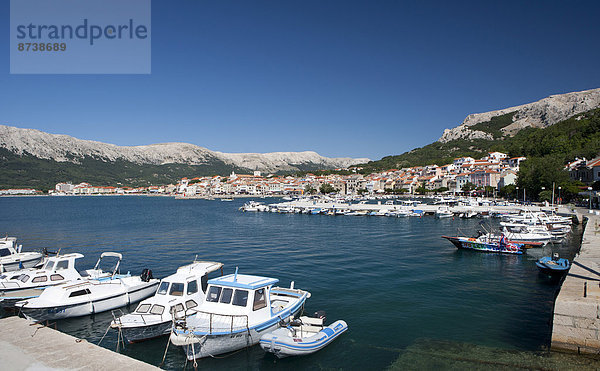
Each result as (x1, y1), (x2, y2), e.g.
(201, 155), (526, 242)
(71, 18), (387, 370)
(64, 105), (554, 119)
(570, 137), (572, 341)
(0, 196), (598, 369)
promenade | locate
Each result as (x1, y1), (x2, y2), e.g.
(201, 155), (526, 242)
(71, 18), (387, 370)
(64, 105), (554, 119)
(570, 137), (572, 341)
(0, 316), (158, 370)
(552, 210), (600, 354)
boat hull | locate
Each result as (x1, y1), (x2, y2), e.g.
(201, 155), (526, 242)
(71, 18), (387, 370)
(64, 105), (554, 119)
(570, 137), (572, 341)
(260, 320), (347, 358)
(19, 281), (159, 321)
(121, 321), (172, 343)
(171, 296), (306, 360)
(536, 257), (570, 275)
(442, 236), (522, 255)
(0, 255), (44, 272)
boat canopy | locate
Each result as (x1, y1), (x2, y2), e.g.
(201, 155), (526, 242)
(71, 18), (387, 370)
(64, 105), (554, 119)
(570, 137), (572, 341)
(208, 274), (278, 290)
(100, 252), (123, 259)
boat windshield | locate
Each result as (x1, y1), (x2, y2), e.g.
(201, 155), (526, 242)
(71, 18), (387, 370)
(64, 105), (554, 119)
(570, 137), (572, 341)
(157, 281), (169, 295)
(169, 282), (184, 296)
(43, 260), (55, 270)
(0, 248), (11, 257)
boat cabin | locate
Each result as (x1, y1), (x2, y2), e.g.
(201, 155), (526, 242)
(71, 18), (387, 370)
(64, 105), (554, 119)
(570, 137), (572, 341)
(203, 273), (281, 319)
(0, 253), (85, 288)
(132, 261), (223, 318)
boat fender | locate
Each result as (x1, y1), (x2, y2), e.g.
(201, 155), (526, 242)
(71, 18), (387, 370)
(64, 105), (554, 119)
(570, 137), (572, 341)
(140, 268), (153, 282)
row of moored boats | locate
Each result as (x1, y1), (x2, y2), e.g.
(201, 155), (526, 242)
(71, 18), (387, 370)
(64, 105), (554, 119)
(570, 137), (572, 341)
(0, 237), (346, 360)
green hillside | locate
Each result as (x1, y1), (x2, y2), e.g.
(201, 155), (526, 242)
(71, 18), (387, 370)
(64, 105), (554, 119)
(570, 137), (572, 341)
(361, 109), (600, 172)
(0, 149), (244, 191)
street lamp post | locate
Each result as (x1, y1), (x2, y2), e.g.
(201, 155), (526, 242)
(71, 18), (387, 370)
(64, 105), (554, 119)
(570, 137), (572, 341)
(558, 186), (561, 205)
(589, 186), (593, 213)
(516, 186), (519, 202)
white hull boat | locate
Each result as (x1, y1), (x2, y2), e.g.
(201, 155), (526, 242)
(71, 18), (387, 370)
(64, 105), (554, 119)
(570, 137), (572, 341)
(111, 260), (224, 343)
(0, 253), (113, 307)
(170, 270), (310, 360)
(260, 315), (347, 358)
(15, 253), (159, 321)
(0, 237), (44, 273)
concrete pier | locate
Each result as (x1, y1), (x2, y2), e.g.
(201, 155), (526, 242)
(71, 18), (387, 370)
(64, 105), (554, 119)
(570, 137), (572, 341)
(0, 316), (159, 370)
(552, 211), (600, 354)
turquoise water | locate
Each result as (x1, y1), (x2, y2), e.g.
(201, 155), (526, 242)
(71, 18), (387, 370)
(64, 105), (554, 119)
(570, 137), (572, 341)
(0, 196), (589, 369)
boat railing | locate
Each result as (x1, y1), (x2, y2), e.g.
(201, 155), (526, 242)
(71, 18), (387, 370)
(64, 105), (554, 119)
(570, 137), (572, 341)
(181, 309), (249, 334)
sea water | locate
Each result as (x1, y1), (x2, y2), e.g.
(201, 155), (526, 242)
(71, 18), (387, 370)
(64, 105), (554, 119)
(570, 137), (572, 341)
(0, 196), (596, 370)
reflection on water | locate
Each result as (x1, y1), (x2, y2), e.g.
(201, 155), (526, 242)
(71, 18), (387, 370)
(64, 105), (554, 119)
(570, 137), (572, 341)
(0, 196), (594, 370)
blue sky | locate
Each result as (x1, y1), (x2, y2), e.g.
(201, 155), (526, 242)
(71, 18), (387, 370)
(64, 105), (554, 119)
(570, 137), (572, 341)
(1, 1), (599, 160)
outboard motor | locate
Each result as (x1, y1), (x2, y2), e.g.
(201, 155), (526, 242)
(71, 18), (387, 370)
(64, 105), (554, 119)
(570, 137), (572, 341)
(314, 310), (326, 321)
(140, 268), (153, 282)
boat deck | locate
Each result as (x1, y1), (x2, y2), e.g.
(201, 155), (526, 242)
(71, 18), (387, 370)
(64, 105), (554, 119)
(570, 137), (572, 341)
(0, 316), (158, 370)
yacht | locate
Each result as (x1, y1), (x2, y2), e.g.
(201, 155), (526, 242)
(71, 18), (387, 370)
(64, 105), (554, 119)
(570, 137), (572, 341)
(170, 270), (310, 360)
(111, 260), (223, 343)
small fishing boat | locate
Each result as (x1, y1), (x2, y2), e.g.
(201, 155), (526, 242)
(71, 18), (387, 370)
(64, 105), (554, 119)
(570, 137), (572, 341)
(435, 206), (453, 218)
(260, 312), (347, 358)
(170, 269), (310, 360)
(0, 237), (44, 272)
(536, 254), (570, 275)
(15, 253), (159, 321)
(441, 235), (523, 254)
(110, 260), (223, 343)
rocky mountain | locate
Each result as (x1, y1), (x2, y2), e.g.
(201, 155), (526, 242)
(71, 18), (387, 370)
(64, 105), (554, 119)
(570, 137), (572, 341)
(439, 88), (600, 142)
(0, 125), (369, 173)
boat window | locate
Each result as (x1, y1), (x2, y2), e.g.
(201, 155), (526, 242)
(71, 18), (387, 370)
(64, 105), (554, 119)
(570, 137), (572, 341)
(187, 280), (198, 295)
(170, 303), (184, 313)
(185, 300), (198, 309)
(200, 275), (208, 293)
(50, 274), (64, 281)
(136, 303), (151, 313)
(32, 276), (48, 283)
(232, 290), (248, 307)
(69, 289), (90, 298)
(206, 286), (222, 302)
(220, 288), (233, 304)
(19, 274), (30, 283)
(56, 260), (69, 270)
(0, 275), (5, 279)
(253, 288), (266, 311)
(10, 274), (21, 280)
(157, 281), (169, 295)
(150, 305), (165, 315)
(43, 261), (55, 270)
(0, 249), (10, 257)
(169, 282), (184, 296)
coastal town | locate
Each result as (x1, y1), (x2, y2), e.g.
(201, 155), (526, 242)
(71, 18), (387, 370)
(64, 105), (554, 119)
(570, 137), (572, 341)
(2, 151), (599, 205)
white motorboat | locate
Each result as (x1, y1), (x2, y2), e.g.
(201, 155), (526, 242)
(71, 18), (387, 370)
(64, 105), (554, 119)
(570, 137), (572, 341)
(170, 270), (310, 360)
(500, 224), (553, 245)
(435, 206), (453, 218)
(15, 252), (159, 321)
(0, 237), (44, 272)
(260, 314), (348, 358)
(111, 260), (224, 343)
(0, 253), (115, 307)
